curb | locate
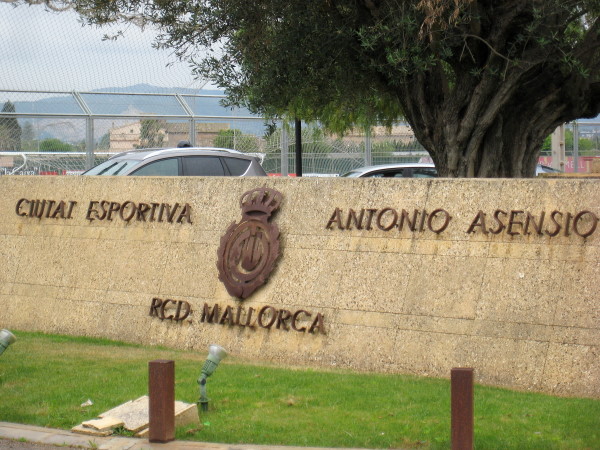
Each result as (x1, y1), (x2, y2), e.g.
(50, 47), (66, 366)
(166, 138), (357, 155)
(0, 422), (364, 450)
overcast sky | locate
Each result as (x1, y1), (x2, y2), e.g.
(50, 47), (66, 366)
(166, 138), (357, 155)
(0, 3), (213, 92)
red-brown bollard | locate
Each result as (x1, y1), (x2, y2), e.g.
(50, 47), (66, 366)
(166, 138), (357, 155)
(451, 368), (474, 450)
(149, 360), (175, 443)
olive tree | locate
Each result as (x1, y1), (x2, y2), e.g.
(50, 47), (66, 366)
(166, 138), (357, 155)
(20, 0), (600, 176)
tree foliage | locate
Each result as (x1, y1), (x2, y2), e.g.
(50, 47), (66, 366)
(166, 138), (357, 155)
(38, 137), (77, 152)
(136, 119), (165, 148)
(541, 128), (597, 155)
(0, 101), (22, 151)
(66, 0), (600, 175)
(213, 129), (260, 152)
(263, 123), (344, 155)
(97, 132), (110, 150)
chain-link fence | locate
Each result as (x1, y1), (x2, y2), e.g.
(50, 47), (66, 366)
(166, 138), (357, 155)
(0, 90), (430, 176)
(539, 121), (600, 173)
(1, 90), (598, 176)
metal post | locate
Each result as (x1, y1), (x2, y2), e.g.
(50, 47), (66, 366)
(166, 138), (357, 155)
(149, 360), (175, 443)
(551, 125), (565, 172)
(175, 93), (196, 147)
(451, 368), (474, 450)
(573, 120), (579, 173)
(189, 119), (197, 147)
(295, 118), (302, 177)
(281, 125), (289, 176)
(85, 117), (94, 170)
(365, 128), (372, 166)
(72, 91), (95, 170)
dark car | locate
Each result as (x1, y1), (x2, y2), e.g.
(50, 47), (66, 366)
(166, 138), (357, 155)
(83, 147), (267, 177)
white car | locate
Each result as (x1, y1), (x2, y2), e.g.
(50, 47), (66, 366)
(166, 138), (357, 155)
(340, 163), (561, 178)
(340, 163), (437, 178)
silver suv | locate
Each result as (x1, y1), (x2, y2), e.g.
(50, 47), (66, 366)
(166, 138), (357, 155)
(83, 146), (267, 177)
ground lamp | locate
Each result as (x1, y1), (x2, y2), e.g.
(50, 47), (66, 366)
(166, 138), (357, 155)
(197, 344), (227, 412)
(0, 329), (16, 356)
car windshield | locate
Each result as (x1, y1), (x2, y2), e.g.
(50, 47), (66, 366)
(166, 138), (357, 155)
(538, 164), (562, 173)
(82, 159), (142, 175)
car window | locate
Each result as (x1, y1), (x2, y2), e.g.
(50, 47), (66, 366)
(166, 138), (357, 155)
(182, 156), (226, 176)
(411, 168), (438, 178)
(130, 157), (179, 176)
(366, 170), (406, 178)
(83, 159), (141, 175)
(223, 157), (251, 176)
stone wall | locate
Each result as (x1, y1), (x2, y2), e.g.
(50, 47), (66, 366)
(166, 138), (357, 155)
(0, 176), (597, 398)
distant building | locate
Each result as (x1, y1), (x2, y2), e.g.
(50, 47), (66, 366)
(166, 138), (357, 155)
(109, 122), (142, 151)
(164, 122), (230, 148)
(109, 121), (230, 151)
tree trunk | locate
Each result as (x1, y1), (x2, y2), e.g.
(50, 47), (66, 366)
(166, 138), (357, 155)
(401, 63), (600, 178)
(423, 108), (553, 178)
(387, 2), (600, 178)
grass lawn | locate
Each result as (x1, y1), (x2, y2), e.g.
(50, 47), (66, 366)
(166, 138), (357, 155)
(0, 331), (598, 449)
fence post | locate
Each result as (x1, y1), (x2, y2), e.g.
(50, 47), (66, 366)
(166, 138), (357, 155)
(451, 367), (474, 450)
(551, 125), (566, 172)
(72, 91), (95, 170)
(573, 120), (579, 173)
(281, 125), (289, 176)
(189, 119), (197, 146)
(149, 359), (175, 443)
(364, 128), (372, 166)
(295, 118), (302, 177)
(85, 117), (94, 170)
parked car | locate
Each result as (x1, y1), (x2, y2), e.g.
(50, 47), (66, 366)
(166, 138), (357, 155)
(340, 163), (561, 178)
(82, 146), (267, 177)
(535, 164), (562, 175)
(340, 163), (437, 178)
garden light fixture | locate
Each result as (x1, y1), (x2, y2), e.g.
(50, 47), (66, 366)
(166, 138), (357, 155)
(197, 344), (227, 412)
(0, 329), (16, 356)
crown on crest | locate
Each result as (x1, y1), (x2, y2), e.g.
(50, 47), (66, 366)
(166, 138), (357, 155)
(240, 187), (282, 217)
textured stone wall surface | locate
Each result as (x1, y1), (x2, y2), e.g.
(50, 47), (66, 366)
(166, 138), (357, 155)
(0, 176), (597, 398)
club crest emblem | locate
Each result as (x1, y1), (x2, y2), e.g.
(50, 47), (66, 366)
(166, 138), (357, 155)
(217, 187), (282, 299)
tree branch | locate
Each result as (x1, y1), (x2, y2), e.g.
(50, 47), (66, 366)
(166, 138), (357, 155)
(461, 34), (514, 64)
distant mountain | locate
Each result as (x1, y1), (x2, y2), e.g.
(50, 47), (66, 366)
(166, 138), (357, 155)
(11, 86), (595, 142)
(90, 84), (224, 96)
(9, 85), (263, 142)
(10, 85), (253, 117)
(10, 84), (598, 121)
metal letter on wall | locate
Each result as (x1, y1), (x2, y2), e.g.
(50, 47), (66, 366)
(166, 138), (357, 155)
(217, 187), (282, 299)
